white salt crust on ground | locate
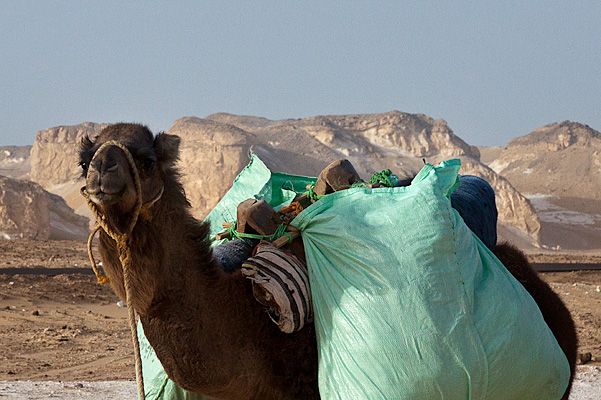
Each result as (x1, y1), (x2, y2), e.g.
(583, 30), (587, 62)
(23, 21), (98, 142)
(0, 367), (599, 399)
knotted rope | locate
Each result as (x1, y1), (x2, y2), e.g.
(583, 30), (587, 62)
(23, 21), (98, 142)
(306, 182), (326, 202)
(221, 221), (290, 243)
(278, 201), (304, 216)
(305, 169), (400, 203)
(81, 140), (158, 400)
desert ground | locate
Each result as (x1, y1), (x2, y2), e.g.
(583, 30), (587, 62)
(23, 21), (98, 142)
(1, 239), (600, 399)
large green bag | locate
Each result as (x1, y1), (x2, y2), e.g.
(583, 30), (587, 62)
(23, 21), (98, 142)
(291, 158), (570, 399)
(137, 156), (569, 399)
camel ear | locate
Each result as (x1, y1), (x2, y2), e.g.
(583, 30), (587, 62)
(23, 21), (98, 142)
(80, 135), (94, 152)
(154, 133), (180, 166)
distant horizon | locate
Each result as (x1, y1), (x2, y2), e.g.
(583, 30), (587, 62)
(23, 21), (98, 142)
(2, 110), (598, 149)
(2, 2), (599, 148)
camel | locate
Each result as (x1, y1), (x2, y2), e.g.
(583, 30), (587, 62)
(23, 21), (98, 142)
(79, 123), (576, 399)
(79, 124), (319, 399)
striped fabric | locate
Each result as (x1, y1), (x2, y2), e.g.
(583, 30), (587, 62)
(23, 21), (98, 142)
(242, 241), (313, 333)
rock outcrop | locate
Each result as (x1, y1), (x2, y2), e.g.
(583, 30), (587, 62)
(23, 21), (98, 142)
(166, 117), (256, 215)
(28, 113), (540, 243)
(176, 112), (539, 242)
(46, 191), (92, 241)
(30, 123), (108, 226)
(0, 176), (89, 240)
(480, 121), (601, 250)
(488, 121), (601, 199)
(31, 122), (108, 187)
(0, 176), (49, 239)
(433, 156), (541, 240)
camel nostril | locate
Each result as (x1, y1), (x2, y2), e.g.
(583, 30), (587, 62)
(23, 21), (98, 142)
(86, 185), (100, 195)
(89, 159), (102, 173)
(104, 163), (119, 173)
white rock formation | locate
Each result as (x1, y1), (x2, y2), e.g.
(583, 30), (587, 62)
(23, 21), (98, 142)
(30, 122), (108, 227)
(0, 176), (89, 240)
(195, 112), (540, 242)
(486, 121), (601, 199)
(28, 113), (541, 243)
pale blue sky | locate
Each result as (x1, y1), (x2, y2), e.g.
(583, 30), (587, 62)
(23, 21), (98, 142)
(1, 1), (600, 147)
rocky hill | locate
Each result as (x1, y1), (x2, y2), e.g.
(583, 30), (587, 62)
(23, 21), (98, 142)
(477, 146), (503, 165)
(171, 112), (539, 242)
(488, 121), (601, 199)
(481, 121), (601, 250)
(0, 146), (32, 179)
(31, 122), (108, 187)
(25, 112), (541, 244)
(0, 176), (89, 240)
(29, 122), (109, 224)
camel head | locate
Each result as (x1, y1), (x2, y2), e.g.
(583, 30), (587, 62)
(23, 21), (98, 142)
(79, 123), (180, 231)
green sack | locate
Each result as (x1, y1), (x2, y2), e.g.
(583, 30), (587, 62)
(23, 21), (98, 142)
(136, 155), (313, 399)
(290, 158), (570, 399)
(204, 154), (315, 227)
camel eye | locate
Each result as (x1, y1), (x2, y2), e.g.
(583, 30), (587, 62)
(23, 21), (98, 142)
(143, 158), (156, 171)
(78, 161), (89, 177)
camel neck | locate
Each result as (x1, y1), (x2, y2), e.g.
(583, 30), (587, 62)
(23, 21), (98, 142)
(106, 183), (265, 395)
(100, 178), (221, 318)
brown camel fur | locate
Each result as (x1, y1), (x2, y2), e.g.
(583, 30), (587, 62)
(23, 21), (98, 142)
(493, 243), (577, 400)
(80, 123), (576, 399)
(79, 124), (318, 399)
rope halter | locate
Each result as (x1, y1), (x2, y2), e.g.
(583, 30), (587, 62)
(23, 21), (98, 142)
(81, 139), (162, 400)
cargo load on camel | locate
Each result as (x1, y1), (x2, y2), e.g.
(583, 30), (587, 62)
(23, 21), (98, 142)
(135, 155), (571, 399)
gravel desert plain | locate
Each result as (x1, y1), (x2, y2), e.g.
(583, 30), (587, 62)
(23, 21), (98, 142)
(0, 241), (600, 399)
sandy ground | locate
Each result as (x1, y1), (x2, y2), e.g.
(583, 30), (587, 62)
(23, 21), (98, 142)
(0, 239), (600, 399)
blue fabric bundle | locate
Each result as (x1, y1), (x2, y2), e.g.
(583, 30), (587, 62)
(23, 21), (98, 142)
(212, 238), (258, 273)
(450, 175), (498, 250)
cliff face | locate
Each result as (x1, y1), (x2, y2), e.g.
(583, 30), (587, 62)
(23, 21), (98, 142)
(489, 121), (601, 199)
(166, 117), (256, 217)
(27, 113), (540, 243)
(29, 123), (109, 227)
(178, 112), (539, 242)
(30, 123), (108, 188)
(0, 176), (89, 240)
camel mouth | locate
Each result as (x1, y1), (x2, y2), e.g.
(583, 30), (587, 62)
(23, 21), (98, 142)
(87, 189), (125, 206)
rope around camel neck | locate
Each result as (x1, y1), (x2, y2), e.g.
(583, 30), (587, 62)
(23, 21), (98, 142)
(81, 140), (147, 400)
